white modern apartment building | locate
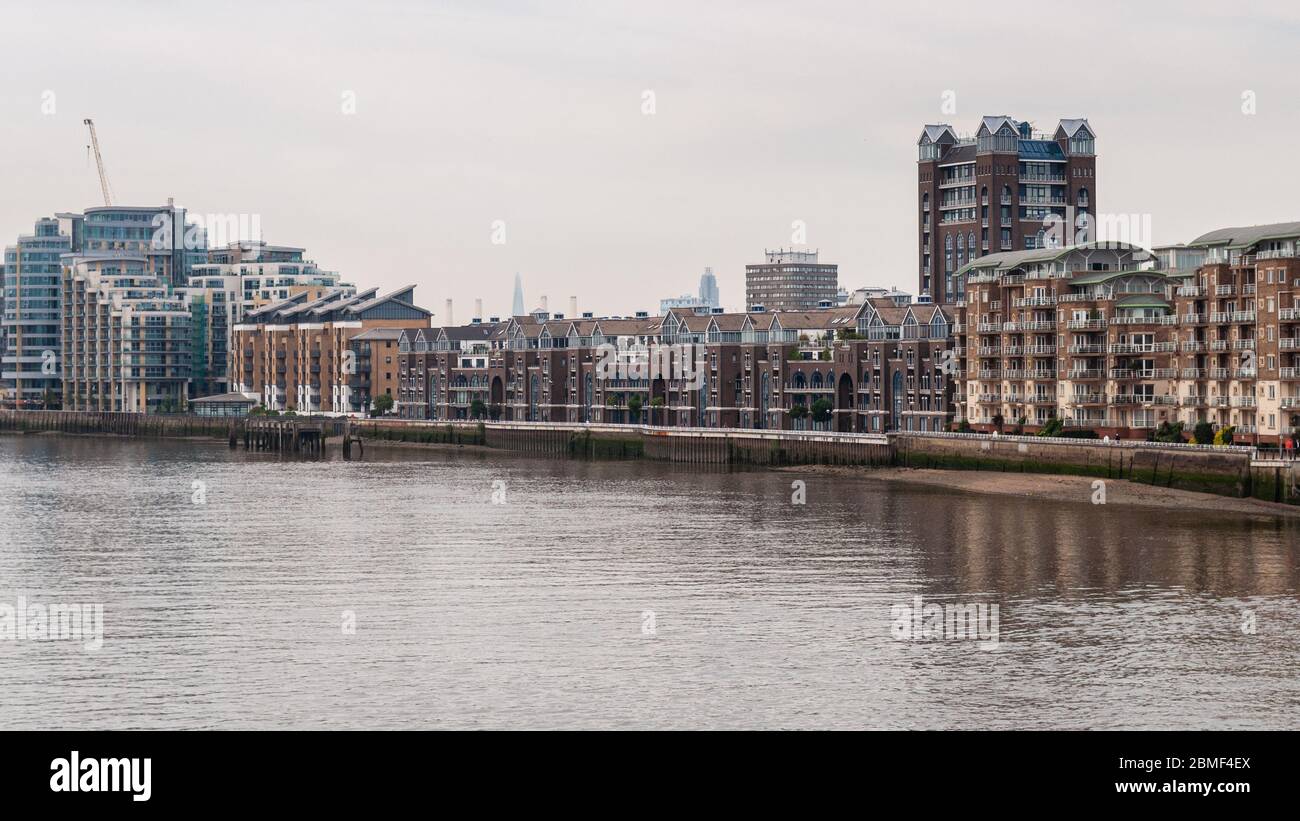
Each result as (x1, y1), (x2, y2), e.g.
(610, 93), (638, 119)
(61, 255), (192, 412)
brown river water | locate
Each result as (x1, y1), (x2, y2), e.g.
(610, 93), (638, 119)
(1, 434), (1297, 729)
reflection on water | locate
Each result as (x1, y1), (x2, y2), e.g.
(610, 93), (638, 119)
(1, 434), (1297, 729)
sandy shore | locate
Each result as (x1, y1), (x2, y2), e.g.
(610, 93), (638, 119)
(777, 465), (1300, 518)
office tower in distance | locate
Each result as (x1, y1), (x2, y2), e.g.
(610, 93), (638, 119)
(698, 267), (720, 308)
(745, 249), (838, 311)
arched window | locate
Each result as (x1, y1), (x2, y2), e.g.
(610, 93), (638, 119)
(980, 185), (988, 204)
(1077, 187), (1089, 208)
(811, 371), (823, 390)
(968, 231), (976, 258)
(956, 233), (965, 266)
(1002, 184), (1012, 202)
(794, 371), (807, 389)
(584, 373), (593, 422)
(945, 234), (954, 273)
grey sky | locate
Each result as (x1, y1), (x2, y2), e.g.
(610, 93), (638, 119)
(3, 0), (1299, 319)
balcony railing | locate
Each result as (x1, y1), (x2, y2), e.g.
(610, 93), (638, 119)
(1108, 342), (1177, 354)
(1066, 392), (1106, 404)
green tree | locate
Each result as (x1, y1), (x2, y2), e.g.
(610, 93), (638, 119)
(1153, 421), (1185, 443)
(372, 394), (394, 416)
(1214, 425), (1235, 446)
(1192, 421), (1214, 445)
(649, 395), (665, 426)
(627, 394), (643, 422)
(469, 398), (487, 419)
(811, 398), (832, 426)
(1037, 417), (1064, 437)
(789, 403), (808, 427)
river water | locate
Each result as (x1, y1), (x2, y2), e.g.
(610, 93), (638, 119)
(1, 434), (1297, 729)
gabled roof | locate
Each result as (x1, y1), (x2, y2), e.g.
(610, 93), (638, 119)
(344, 285), (430, 319)
(978, 115), (1020, 136)
(1056, 118), (1093, 139)
(918, 124), (957, 144)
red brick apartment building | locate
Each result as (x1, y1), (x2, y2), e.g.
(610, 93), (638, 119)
(918, 116), (1097, 305)
(396, 302), (955, 433)
(231, 285), (431, 413)
(952, 225), (1300, 445)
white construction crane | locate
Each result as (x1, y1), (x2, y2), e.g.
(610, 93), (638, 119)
(83, 118), (114, 206)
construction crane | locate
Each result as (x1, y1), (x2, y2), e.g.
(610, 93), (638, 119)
(83, 118), (114, 206)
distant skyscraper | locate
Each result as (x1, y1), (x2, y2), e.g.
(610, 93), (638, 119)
(698, 267), (720, 308)
(512, 272), (524, 317)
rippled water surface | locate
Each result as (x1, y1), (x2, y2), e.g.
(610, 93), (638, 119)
(1, 434), (1298, 729)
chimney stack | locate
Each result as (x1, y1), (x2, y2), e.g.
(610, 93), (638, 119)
(445, 298), (453, 326)
(474, 298), (483, 322)
(540, 294), (548, 312)
(569, 296), (578, 317)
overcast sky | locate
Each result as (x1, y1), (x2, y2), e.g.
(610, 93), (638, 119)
(3, 0), (1299, 320)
